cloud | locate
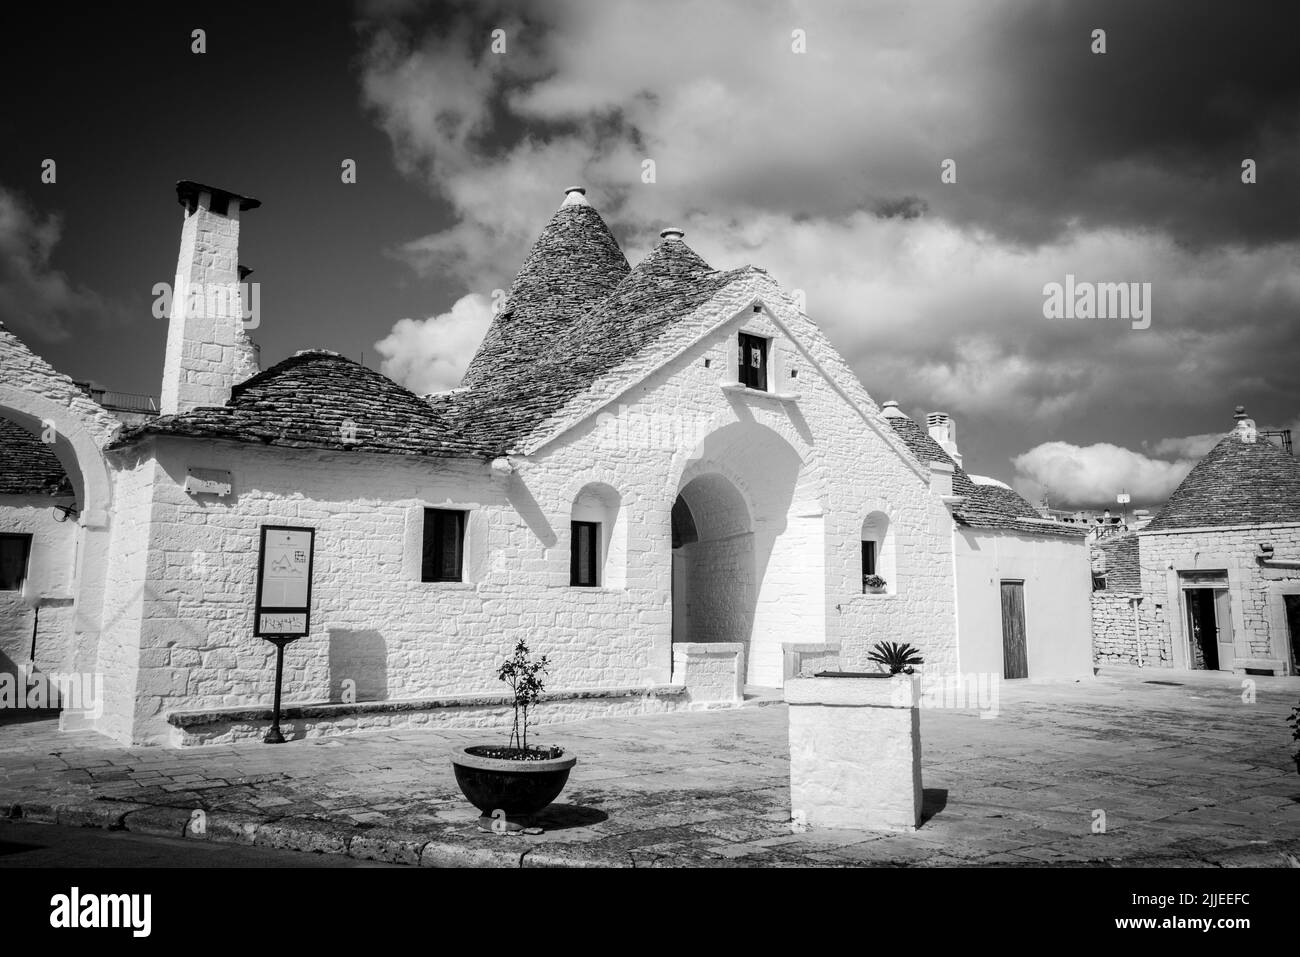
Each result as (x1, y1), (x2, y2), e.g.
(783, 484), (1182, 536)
(355, 1), (1300, 447)
(1011, 441), (1196, 509)
(373, 292), (493, 394)
(0, 185), (124, 342)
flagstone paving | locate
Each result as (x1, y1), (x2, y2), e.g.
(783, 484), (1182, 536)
(1, 667), (1298, 867)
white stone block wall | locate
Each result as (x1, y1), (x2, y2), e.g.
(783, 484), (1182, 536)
(0, 495), (79, 678)
(84, 272), (959, 743)
(954, 528), (1094, 678)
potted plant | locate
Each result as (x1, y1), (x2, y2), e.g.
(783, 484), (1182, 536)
(863, 574), (888, 594)
(867, 640), (924, 675)
(1288, 700), (1300, 775)
(450, 639), (577, 833)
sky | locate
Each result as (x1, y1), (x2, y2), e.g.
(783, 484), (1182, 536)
(2, 0), (1298, 509)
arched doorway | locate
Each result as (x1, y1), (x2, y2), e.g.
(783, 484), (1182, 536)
(670, 420), (824, 687)
(672, 473), (756, 676)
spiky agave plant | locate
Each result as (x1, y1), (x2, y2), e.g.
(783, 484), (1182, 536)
(867, 641), (924, 675)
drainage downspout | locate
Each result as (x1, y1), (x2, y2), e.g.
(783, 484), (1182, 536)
(1131, 597), (1143, 668)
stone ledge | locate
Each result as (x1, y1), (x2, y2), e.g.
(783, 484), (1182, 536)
(672, 642), (744, 656)
(166, 683), (688, 729)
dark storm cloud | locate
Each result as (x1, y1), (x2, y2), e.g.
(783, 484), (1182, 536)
(953, 0), (1300, 247)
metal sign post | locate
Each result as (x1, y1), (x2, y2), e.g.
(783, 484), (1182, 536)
(263, 635), (295, 744)
(254, 525), (315, 744)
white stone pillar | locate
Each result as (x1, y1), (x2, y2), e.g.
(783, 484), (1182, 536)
(787, 674), (923, 831)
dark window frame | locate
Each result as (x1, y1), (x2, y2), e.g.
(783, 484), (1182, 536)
(421, 508), (467, 583)
(738, 332), (769, 392)
(571, 520), (600, 587)
(0, 532), (32, 592)
(861, 539), (877, 592)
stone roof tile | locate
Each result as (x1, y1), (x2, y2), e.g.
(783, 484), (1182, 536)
(0, 417), (71, 496)
(886, 413), (1084, 538)
(110, 351), (497, 458)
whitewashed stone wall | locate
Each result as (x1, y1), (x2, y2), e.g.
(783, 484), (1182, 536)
(954, 528), (1093, 678)
(82, 271), (958, 743)
(0, 495), (78, 677)
(0, 326), (121, 723)
(529, 275), (959, 683)
(1138, 524), (1300, 671)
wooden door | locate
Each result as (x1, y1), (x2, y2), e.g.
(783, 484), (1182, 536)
(1000, 580), (1028, 679)
(1212, 588), (1235, 671)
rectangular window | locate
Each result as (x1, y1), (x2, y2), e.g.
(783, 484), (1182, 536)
(0, 533), (32, 591)
(571, 521), (600, 587)
(421, 509), (466, 582)
(738, 333), (768, 391)
(861, 540), (877, 591)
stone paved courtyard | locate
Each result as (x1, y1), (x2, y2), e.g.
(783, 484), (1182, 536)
(2, 666), (1298, 867)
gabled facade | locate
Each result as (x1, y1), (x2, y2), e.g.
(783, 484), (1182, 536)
(1093, 407), (1300, 675)
(1, 182), (968, 745)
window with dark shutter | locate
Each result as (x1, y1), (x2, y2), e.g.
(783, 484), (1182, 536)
(421, 509), (466, 582)
(738, 333), (768, 391)
(861, 540), (877, 591)
(571, 521), (600, 587)
(0, 533), (32, 591)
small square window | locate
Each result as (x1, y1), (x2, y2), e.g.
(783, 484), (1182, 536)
(738, 333), (768, 391)
(0, 534), (32, 591)
(422, 509), (466, 582)
(571, 521), (600, 587)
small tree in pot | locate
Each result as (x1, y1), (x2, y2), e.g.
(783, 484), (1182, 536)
(450, 639), (577, 833)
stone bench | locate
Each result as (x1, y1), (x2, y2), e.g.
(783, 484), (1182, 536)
(672, 642), (744, 706)
(167, 684), (689, 747)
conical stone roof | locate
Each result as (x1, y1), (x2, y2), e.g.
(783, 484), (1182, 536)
(1145, 411), (1300, 531)
(460, 190), (630, 389)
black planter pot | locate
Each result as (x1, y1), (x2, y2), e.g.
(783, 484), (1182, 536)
(451, 746), (577, 825)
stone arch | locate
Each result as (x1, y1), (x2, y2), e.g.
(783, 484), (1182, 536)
(670, 419), (826, 687)
(0, 326), (122, 722)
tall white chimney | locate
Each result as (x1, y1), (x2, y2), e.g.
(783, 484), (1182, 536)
(159, 181), (261, 415)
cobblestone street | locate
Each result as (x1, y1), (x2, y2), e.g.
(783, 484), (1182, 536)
(2, 667), (1298, 867)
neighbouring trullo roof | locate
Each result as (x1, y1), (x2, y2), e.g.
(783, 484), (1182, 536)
(1094, 533), (1140, 590)
(883, 405), (1084, 538)
(1143, 408), (1300, 532)
(115, 187), (757, 458)
(0, 416), (72, 496)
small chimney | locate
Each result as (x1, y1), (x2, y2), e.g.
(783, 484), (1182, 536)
(660, 227), (685, 242)
(1233, 405), (1258, 444)
(880, 399), (906, 419)
(926, 412), (961, 464)
(561, 185), (589, 207)
(160, 181), (261, 415)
